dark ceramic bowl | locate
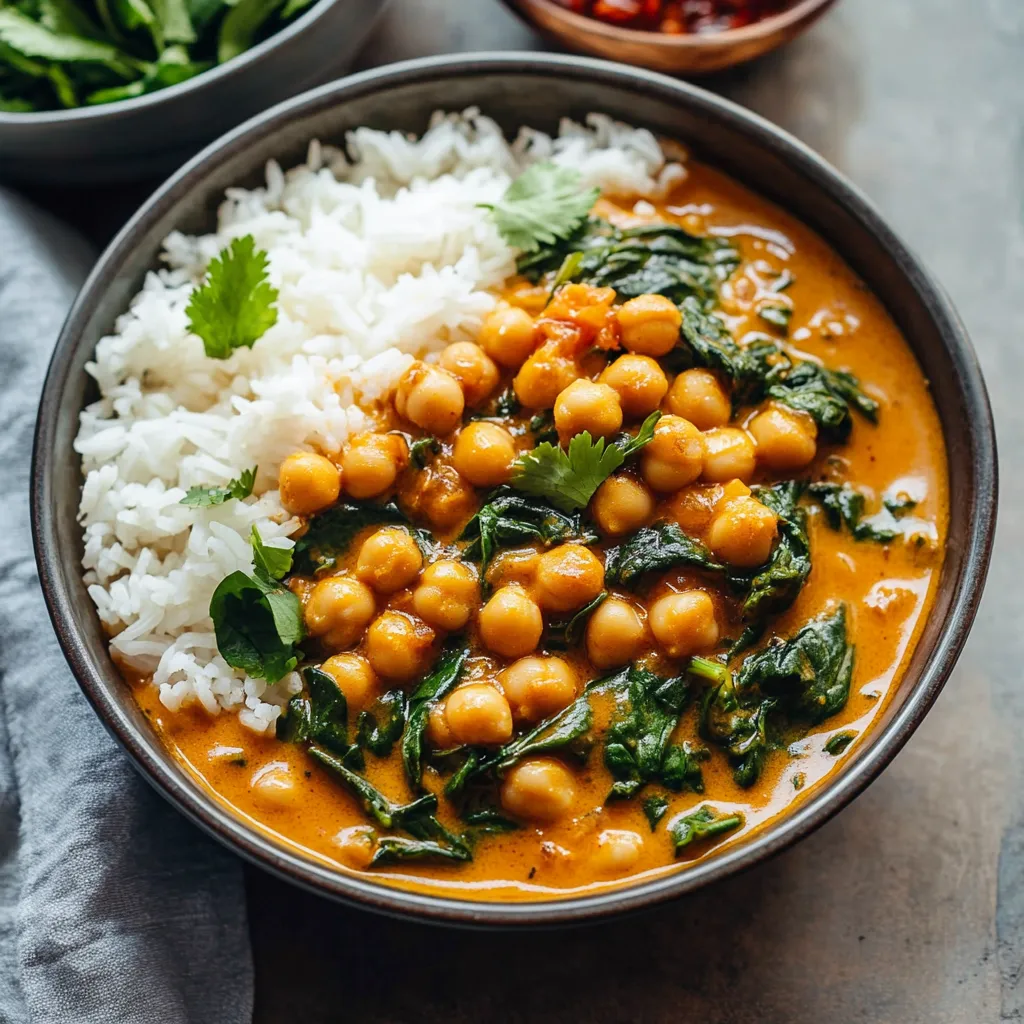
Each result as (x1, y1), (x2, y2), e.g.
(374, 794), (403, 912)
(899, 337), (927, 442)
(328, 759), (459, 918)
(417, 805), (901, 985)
(31, 53), (997, 927)
(0, 0), (388, 186)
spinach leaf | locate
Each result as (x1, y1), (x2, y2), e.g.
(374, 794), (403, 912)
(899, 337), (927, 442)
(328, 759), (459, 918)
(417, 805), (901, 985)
(757, 302), (792, 333)
(545, 591), (607, 649)
(527, 409), (558, 445)
(460, 488), (597, 582)
(490, 693), (593, 775)
(276, 665), (352, 756)
(807, 482), (919, 543)
(401, 642), (469, 790)
(602, 666), (695, 800)
(668, 805), (743, 853)
(824, 731), (856, 755)
(208, 527), (304, 683)
(699, 675), (778, 788)
(642, 794), (669, 831)
(768, 361), (878, 441)
(727, 481), (810, 620)
(518, 219), (739, 312)
(217, 0), (283, 62)
(736, 604), (854, 724)
(660, 741), (710, 794)
(371, 836), (471, 866)
(604, 522), (722, 587)
(355, 689), (406, 757)
(291, 499), (407, 575)
(407, 435), (441, 469)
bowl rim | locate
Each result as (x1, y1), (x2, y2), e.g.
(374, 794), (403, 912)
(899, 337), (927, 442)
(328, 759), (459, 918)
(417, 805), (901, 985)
(31, 51), (998, 927)
(0, 0), (343, 126)
(503, 0), (835, 48)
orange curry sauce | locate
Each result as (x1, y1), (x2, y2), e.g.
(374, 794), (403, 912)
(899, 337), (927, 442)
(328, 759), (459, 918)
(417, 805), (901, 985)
(131, 160), (947, 902)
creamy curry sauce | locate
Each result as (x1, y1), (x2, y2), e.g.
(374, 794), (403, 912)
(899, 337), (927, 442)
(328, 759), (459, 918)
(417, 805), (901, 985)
(131, 160), (947, 902)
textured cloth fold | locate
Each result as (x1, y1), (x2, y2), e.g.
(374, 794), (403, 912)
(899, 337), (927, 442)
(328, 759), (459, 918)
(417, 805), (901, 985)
(0, 189), (254, 1024)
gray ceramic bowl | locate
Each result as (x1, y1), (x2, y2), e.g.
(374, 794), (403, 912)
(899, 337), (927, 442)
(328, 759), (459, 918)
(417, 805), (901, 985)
(0, 0), (388, 186)
(32, 53), (997, 927)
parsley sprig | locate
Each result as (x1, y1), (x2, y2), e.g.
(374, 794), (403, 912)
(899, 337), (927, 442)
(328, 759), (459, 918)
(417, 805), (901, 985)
(511, 412), (661, 513)
(185, 235), (279, 359)
(180, 466), (257, 508)
(481, 163), (599, 254)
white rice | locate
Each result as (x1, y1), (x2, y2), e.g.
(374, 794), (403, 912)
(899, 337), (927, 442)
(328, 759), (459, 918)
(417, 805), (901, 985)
(75, 109), (687, 733)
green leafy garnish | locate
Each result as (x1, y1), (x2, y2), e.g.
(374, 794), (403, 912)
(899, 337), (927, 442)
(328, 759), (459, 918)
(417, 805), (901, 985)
(668, 805), (743, 853)
(179, 465), (256, 507)
(510, 412), (660, 514)
(185, 235), (279, 359)
(208, 526), (303, 683)
(482, 162), (599, 254)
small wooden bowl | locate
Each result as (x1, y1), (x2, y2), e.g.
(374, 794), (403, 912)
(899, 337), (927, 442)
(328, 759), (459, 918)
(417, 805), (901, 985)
(501, 0), (838, 75)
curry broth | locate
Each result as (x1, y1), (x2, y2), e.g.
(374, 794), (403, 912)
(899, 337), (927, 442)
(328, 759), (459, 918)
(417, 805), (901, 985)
(131, 159), (947, 901)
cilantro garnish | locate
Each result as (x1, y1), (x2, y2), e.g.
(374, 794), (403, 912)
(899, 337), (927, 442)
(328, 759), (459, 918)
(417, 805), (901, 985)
(185, 235), (279, 359)
(510, 411), (660, 513)
(180, 466), (257, 508)
(481, 162), (599, 254)
(209, 526), (304, 683)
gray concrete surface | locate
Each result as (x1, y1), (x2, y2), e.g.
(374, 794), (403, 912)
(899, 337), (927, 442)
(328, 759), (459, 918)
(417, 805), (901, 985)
(245, 2), (1021, 1021)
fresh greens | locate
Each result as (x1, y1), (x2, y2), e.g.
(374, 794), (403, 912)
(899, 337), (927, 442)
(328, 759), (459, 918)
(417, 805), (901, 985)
(179, 465), (256, 507)
(700, 673), (777, 789)
(642, 794), (670, 831)
(355, 690), (406, 758)
(767, 361), (878, 441)
(490, 693), (593, 775)
(291, 499), (407, 575)
(401, 643), (469, 790)
(0, 0), (312, 110)
(481, 163), (600, 254)
(604, 522), (722, 587)
(208, 526), (303, 683)
(517, 219), (739, 312)
(807, 482), (921, 543)
(276, 665), (354, 758)
(460, 488), (598, 581)
(185, 236), (279, 359)
(668, 805), (743, 853)
(545, 591), (607, 649)
(510, 412), (660, 514)
(727, 481), (811, 620)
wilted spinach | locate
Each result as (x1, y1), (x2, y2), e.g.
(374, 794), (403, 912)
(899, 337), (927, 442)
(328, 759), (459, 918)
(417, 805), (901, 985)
(807, 482), (919, 543)
(546, 591), (608, 649)
(604, 521), (722, 587)
(768, 361), (878, 441)
(668, 805), (744, 853)
(291, 499), (407, 575)
(276, 665), (358, 763)
(355, 690), (406, 757)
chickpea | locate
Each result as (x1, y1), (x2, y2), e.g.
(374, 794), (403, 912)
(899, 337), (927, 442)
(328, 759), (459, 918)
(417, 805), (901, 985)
(640, 414), (704, 492)
(305, 575), (376, 649)
(592, 829), (644, 876)
(478, 585), (543, 658)
(439, 341), (499, 407)
(443, 684), (514, 746)
(748, 404), (818, 471)
(411, 559), (479, 631)
(249, 762), (296, 811)
(332, 825), (376, 870)
(365, 610), (435, 682)
(533, 544), (605, 613)
(478, 305), (538, 369)
(320, 653), (377, 710)
(278, 451), (340, 516)
(617, 294), (681, 357)
(499, 656), (576, 723)
(398, 461), (477, 530)
(585, 598), (645, 669)
(701, 427), (757, 483)
(355, 527), (422, 594)
(553, 379), (623, 442)
(707, 496), (778, 568)
(500, 757), (576, 823)
(341, 433), (407, 500)
(427, 701), (455, 748)
(591, 475), (654, 536)
(514, 343), (579, 409)
(394, 362), (465, 435)
(649, 590), (719, 659)
(599, 354), (669, 417)
(665, 369), (732, 431)
(452, 421), (517, 487)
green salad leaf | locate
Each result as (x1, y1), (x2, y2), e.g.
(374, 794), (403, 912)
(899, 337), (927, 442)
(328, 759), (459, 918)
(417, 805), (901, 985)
(185, 235), (279, 359)
(481, 162), (600, 254)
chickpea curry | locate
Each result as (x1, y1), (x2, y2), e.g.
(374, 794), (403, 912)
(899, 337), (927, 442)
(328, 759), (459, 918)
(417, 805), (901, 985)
(138, 157), (947, 901)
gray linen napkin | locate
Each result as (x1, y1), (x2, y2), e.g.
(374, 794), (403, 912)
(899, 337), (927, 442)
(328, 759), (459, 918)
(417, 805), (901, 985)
(0, 188), (254, 1024)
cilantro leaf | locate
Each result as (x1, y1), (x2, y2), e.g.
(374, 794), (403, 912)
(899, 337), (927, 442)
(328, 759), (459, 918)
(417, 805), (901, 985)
(481, 163), (600, 254)
(185, 235), (279, 359)
(209, 527), (303, 682)
(510, 412), (660, 514)
(179, 465), (257, 507)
